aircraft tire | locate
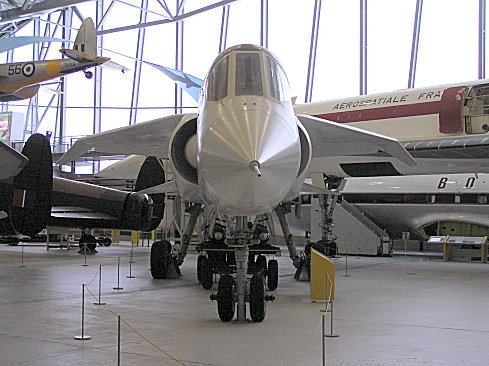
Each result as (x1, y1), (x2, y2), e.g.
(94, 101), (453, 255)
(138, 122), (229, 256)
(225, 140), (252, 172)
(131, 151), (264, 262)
(267, 259), (278, 291)
(217, 274), (235, 322)
(249, 274), (266, 322)
(197, 255), (205, 283)
(150, 240), (171, 279)
(256, 255), (267, 273)
(201, 257), (213, 289)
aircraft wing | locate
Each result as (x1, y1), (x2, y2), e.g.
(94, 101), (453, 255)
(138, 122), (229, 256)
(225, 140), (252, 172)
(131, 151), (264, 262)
(301, 182), (340, 196)
(402, 135), (489, 159)
(296, 114), (416, 166)
(58, 114), (187, 164)
(102, 60), (130, 73)
(51, 206), (118, 220)
(137, 181), (177, 195)
(0, 141), (28, 180)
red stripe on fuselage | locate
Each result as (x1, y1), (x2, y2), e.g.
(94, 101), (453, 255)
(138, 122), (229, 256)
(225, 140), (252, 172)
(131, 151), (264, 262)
(314, 86), (465, 134)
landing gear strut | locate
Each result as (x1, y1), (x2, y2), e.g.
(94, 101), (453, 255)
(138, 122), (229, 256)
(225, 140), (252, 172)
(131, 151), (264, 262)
(208, 216), (276, 322)
(295, 193), (339, 281)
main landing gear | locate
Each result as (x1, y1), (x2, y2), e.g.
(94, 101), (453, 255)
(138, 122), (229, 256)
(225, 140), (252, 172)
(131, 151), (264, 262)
(148, 201), (311, 322)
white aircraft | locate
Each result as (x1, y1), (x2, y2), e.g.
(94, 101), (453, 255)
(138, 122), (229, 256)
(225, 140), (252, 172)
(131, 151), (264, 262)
(59, 44), (416, 323)
(294, 80), (489, 177)
(339, 173), (489, 240)
(0, 17), (127, 102)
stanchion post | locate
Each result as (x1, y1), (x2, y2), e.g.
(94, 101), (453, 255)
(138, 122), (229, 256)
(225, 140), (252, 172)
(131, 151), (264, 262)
(74, 284), (91, 340)
(19, 242), (26, 268)
(322, 314), (326, 366)
(343, 251), (350, 277)
(127, 254), (135, 279)
(118, 315), (121, 366)
(129, 244), (135, 264)
(324, 271), (339, 338)
(94, 265), (106, 305)
(113, 257), (123, 290)
(82, 245), (89, 267)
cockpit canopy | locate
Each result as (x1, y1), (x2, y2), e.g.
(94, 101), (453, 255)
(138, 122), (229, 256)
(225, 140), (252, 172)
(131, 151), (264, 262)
(205, 44), (290, 103)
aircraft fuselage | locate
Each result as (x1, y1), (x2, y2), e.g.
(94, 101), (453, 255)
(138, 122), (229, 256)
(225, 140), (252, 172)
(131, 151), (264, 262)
(0, 58), (107, 96)
(170, 45), (309, 216)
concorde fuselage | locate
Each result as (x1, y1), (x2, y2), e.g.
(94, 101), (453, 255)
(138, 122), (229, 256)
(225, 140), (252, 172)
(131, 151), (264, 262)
(169, 44), (309, 216)
(294, 80), (489, 141)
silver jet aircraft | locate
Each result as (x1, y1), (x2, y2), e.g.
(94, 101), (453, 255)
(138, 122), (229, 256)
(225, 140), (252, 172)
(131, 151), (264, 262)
(59, 44), (415, 322)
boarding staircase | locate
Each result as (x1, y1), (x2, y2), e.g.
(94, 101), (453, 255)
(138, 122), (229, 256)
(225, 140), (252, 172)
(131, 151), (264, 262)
(333, 198), (391, 256)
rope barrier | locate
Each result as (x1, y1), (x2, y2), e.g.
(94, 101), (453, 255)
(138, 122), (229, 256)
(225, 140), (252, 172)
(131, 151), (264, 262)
(299, 317), (323, 366)
(84, 283), (188, 365)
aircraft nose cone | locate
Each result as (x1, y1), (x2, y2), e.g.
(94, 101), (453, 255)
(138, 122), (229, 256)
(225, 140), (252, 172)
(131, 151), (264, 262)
(199, 108), (301, 215)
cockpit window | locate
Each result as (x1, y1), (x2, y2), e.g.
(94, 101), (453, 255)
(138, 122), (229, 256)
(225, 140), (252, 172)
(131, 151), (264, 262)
(235, 53), (263, 96)
(267, 56), (289, 102)
(207, 56), (228, 101)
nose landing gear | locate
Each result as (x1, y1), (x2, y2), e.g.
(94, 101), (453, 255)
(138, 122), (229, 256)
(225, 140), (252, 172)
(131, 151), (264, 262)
(208, 216), (278, 322)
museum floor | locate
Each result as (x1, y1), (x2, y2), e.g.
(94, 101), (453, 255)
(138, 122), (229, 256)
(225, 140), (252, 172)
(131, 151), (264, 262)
(0, 241), (488, 365)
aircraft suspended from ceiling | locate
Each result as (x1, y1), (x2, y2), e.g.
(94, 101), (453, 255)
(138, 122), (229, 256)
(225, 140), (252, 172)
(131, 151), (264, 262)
(0, 17), (128, 102)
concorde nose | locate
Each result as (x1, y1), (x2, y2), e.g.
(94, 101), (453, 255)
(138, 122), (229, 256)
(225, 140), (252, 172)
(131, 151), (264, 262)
(199, 108), (301, 216)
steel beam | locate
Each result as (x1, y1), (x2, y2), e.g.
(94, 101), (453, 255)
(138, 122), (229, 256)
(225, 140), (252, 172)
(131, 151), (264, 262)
(408, 0), (423, 89)
(359, 0), (367, 95)
(304, 0), (322, 103)
(479, 0), (486, 79)
(129, 0), (148, 125)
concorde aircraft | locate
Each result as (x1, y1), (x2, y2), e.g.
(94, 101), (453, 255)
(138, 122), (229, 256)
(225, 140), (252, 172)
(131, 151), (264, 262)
(0, 17), (126, 102)
(59, 44), (416, 323)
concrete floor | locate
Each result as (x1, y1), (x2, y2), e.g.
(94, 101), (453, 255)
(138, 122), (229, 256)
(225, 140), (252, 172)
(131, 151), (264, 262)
(1, 242), (489, 365)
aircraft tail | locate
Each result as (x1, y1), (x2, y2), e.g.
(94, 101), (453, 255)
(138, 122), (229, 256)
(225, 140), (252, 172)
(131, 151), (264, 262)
(134, 156), (166, 231)
(73, 17), (96, 55)
(9, 134), (53, 236)
(59, 17), (128, 72)
(59, 17), (108, 63)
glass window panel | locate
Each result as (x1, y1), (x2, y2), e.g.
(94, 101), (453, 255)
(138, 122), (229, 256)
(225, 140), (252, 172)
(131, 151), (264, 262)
(416, 0), (478, 86)
(226, 0), (261, 46)
(367, 0), (415, 93)
(267, 55), (289, 102)
(235, 53), (263, 96)
(314, 2), (360, 101)
(207, 56), (228, 101)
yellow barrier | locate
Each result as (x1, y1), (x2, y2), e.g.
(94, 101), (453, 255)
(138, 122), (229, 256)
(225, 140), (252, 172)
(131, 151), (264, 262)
(111, 230), (120, 245)
(310, 248), (335, 301)
(131, 231), (140, 246)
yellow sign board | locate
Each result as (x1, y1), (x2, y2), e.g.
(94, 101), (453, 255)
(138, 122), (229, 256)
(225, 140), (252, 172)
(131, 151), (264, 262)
(310, 248), (335, 301)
